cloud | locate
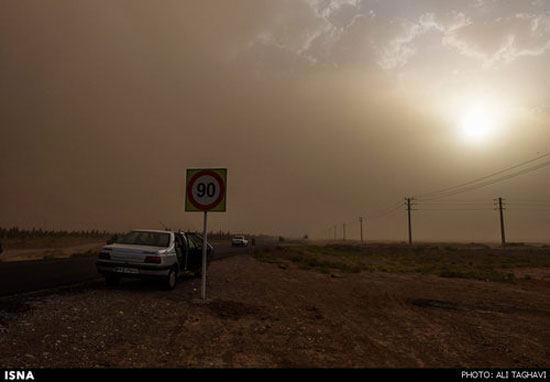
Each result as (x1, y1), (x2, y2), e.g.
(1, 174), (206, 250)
(239, 0), (550, 72)
(442, 12), (550, 67)
(0, 0), (548, 239)
(306, 0), (362, 26)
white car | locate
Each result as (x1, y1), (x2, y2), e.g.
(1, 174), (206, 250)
(96, 229), (212, 289)
(232, 235), (249, 247)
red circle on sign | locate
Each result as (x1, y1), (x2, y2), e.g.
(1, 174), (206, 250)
(187, 170), (225, 211)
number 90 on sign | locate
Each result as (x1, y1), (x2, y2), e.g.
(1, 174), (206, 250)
(196, 181), (216, 198)
(186, 169), (227, 212)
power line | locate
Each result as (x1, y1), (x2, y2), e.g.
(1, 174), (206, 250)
(414, 152), (550, 200)
(508, 203), (550, 208)
(507, 207), (550, 211)
(321, 195), (548, 241)
(415, 208), (494, 211)
(418, 202), (491, 206)
(320, 152), (550, 239)
(418, 200), (489, 203)
(366, 207), (403, 219)
(507, 201), (550, 205)
(364, 200), (404, 219)
(417, 161), (550, 201)
(418, 198), (491, 202)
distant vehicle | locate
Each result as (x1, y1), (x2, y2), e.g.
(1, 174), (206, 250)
(232, 235), (249, 247)
(96, 230), (213, 289)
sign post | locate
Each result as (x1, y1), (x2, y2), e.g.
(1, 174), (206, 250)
(185, 168), (227, 300)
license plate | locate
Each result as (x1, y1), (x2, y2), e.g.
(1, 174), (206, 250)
(114, 267), (139, 274)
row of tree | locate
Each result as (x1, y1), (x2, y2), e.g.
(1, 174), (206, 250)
(0, 227), (114, 240)
(0, 226), (275, 242)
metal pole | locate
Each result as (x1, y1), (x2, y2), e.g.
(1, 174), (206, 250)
(343, 223), (346, 241)
(201, 210), (208, 300)
(407, 198), (413, 246)
(499, 197), (506, 246)
(359, 217), (363, 244)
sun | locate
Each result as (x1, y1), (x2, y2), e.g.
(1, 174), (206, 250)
(434, 87), (511, 147)
(460, 104), (496, 144)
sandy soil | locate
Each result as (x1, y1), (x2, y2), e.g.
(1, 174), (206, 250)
(0, 253), (549, 368)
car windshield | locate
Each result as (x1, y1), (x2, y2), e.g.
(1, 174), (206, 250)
(116, 231), (171, 247)
(234, 236), (244, 239)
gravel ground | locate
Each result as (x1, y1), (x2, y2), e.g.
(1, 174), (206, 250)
(0, 253), (549, 368)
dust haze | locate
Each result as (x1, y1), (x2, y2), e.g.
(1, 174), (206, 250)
(1, 0), (549, 241)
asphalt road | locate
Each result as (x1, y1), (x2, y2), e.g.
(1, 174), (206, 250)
(0, 242), (254, 297)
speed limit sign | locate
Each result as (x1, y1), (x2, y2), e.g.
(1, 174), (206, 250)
(185, 168), (227, 301)
(185, 168), (227, 212)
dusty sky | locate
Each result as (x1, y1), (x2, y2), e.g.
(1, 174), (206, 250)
(1, 0), (549, 242)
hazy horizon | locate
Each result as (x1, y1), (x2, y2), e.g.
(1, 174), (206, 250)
(1, 0), (549, 243)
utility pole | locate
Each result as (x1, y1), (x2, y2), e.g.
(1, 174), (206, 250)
(498, 197), (506, 246)
(406, 198), (413, 246)
(343, 223), (346, 241)
(359, 217), (364, 244)
(334, 225), (337, 240)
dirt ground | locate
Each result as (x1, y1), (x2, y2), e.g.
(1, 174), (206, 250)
(0, 251), (549, 368)
(0, 242), (105, 262)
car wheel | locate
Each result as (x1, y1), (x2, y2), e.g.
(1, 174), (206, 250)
(165, 267), (177, 290)
(104, 274), (120, 286)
